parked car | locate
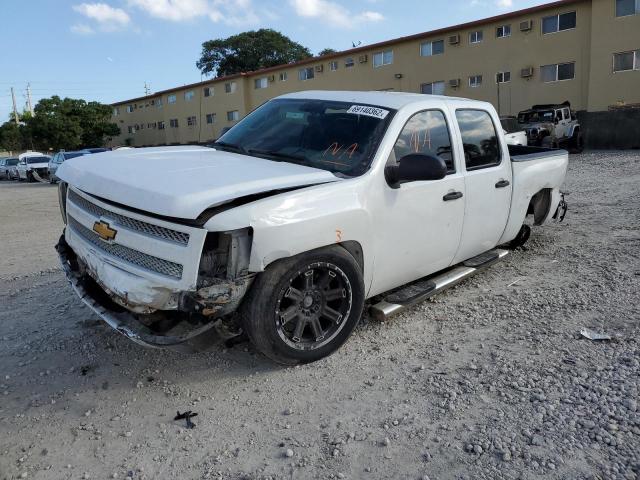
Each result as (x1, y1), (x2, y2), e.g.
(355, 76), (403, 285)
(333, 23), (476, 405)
(49, 151), (91, 183)
(16, 153), (52, 182)
(1, 158), (15, 179)
(500, 116), (528, 146)
(517, 102), (583, 152)
(1, 157), (19, 180)
(56, 91), (568, 364)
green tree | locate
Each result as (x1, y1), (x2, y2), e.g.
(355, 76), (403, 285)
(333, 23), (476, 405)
(0, 121), (26, 152)
(197, 29), (312, 77)
(26, 96), (119, 151)
(318, 48), (337, 56)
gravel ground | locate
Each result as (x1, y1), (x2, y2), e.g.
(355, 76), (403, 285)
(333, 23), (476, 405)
(0, 152), (639, 480)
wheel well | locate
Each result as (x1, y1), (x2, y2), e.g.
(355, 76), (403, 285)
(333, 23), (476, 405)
(338, 240), (364, 274)
(527, 188), (552, 225)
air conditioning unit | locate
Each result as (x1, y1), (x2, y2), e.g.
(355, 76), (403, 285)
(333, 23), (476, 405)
(268, 75), (275, 82)
(521, 67), (534, 78)
(520, 20), (533, 31)
(315, 64), (324, 72)
(358, 54), (368, 63)
(449, 78), (461, 88)
(448, 34), (460, 45)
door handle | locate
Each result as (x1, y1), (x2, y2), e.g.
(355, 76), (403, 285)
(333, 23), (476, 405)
(495, 179), (510, 188)
(443, 191), (463, 201)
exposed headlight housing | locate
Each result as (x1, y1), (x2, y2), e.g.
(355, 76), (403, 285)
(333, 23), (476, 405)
(58, 182), (68, 225)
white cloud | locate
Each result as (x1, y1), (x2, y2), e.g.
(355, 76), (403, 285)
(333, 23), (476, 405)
(290, 0), (384, 28)
(72, 3), (131, 31)
(127, 0), (260, 25)
(70, 23), (95, 34)
(496, 0), (513, 7)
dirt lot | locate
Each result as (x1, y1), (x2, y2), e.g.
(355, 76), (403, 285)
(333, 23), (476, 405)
(1, 152), (639, 480)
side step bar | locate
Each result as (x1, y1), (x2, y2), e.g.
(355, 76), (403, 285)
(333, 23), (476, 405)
(369, 249), (509, 321)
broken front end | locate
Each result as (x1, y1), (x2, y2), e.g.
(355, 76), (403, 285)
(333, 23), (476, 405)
(56, 183), (254, 352)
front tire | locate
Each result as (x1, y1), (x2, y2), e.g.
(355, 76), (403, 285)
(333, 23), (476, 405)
(240, 246), (365, 365)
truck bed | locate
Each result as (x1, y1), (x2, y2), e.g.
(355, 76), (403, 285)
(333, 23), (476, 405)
(498, 144), (569, 245)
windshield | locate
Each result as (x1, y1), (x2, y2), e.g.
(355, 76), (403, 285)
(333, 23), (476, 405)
(216, 98), (395, 176)
(27, 156), (49, 164)
(6, 159), (18, 165)
(518, 110), (554, 124)
(500, 118), (521, 133)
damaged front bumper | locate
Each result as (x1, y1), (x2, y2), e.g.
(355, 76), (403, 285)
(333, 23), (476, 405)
(56, 234), (243, 352)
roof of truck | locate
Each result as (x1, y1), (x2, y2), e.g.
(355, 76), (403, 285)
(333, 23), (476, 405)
(278, 90), (486, 110)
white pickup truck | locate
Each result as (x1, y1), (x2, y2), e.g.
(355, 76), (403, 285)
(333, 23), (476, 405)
(56, 91), (568, 364)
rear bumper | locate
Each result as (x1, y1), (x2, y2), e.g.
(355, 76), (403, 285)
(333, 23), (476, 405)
(56, 234), (237, 352)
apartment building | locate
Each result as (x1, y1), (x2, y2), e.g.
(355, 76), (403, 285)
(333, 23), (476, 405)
(109, 0), (640, 148)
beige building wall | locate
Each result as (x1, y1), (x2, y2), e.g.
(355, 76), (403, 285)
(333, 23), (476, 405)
(109, 0), (640, 147)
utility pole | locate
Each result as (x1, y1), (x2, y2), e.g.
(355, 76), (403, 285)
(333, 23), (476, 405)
(26, 83), (34, 116)
(144, 82), (151, 96)
(11, 87), (19, 124)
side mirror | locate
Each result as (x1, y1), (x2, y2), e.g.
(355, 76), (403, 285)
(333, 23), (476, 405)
(385, 153), (447, 189)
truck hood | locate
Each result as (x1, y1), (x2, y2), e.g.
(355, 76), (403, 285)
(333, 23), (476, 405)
(57, 146), (341, 219)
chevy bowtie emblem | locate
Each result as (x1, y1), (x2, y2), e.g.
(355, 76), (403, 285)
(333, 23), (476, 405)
(93, 220), (117, 241)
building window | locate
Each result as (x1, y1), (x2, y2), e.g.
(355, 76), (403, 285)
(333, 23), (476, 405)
(542, 11), (576, 34)
(496, 25), (511, 38)
(156, 98), (163, 107)
(279, 72), (288, 81)
(496, 71), (511, 83)
(345, 57), (355, 68)
(206, 113), (216, 124)
(254, 77), (268, 89)
(420, 40), (445, 57)
(329, 61), (338, 71)
(421, 81), (446, 95)
(170, 118), (179, 128)
(168, 94), (176, 104)
(127, 126), (134, 134)
(541, 62), (576, 82)
(113, 107), (119, 116)
(469, 75), (483, 87)
(469, 30), (483, 43)
(204, 87), (212, 97)
(225, 82), (237, 93)
(158, 121), (165, 130)
(299, 67), (315, 80)
(613, 50), (639, 72)
(187, 116), (197, 127)
(616, 0), (640, 16)
(126, 105), (134, 113)
(227, 110), (239, 122)
(373, 50), (393, 68)
(184, 91), (194, 101)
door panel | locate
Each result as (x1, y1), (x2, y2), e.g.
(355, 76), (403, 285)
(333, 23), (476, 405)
(369, 109), (465, 297)
(452, 109), (512, 264)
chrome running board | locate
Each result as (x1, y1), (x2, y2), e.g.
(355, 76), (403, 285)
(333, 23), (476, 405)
(369, 249), (509, 321)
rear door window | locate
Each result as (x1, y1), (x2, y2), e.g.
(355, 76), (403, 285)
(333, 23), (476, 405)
(393, 110), (455, 173)
(455, 109), (501, 170)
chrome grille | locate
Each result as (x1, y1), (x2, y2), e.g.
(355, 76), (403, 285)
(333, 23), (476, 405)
(68, 189), (190, 246)
(68, 217), (183, 279)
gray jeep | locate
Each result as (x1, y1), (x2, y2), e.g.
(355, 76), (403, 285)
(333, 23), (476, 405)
(517, 102), (583, 153)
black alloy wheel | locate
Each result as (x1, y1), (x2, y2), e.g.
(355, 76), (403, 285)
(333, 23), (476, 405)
(275, 262), (352, 351)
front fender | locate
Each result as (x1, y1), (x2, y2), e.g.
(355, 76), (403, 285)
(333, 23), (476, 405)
(204, 180), (374, 291)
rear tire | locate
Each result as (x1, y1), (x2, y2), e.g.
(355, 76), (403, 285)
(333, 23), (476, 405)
(570, 130), (584, 154)
(239, 246), (365, 365)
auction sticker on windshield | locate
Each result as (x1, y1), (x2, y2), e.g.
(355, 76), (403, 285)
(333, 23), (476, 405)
(347, 105), (389, 119)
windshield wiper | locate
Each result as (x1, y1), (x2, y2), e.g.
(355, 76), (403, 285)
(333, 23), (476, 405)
(247, 149), (307, 165)
(211, 141), (247, 154)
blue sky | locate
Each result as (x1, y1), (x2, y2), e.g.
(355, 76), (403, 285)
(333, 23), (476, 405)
(0, 0), (553, 121)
